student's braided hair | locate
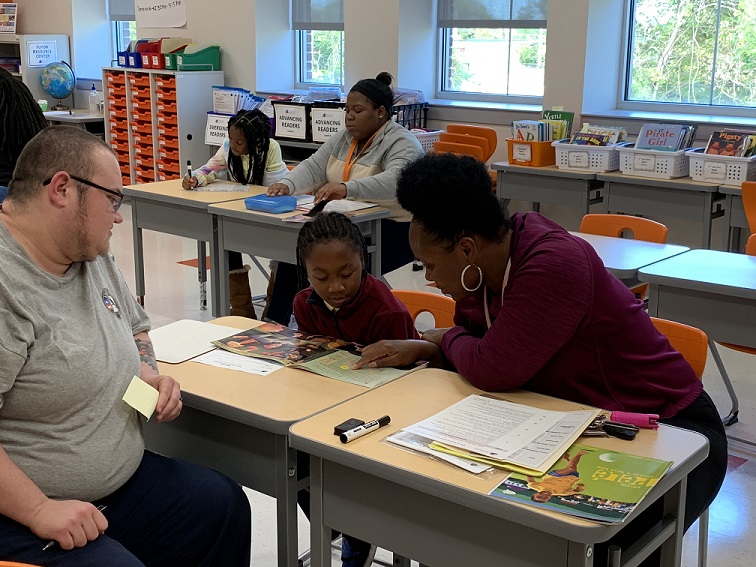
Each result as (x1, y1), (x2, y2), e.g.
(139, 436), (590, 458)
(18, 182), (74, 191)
(227, 109), (271, 185)
(0, 68), (48, 156)
(295, 212), (369, 290)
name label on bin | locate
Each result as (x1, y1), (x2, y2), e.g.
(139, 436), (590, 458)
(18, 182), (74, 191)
(703, 161), (726, 181)
(512, 143), (532, 163)
(634, 154), (656, 172)
(311, 109), (345, 143)
(568, 151), (589, 169)
(275, 105), (308, 140)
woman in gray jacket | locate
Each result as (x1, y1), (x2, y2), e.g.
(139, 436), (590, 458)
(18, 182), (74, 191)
(265, 72), (423, 325)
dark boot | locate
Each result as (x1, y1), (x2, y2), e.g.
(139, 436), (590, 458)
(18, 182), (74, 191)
(229, 265), (256, 318)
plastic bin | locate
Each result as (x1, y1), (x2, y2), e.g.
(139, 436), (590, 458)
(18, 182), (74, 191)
(552, 139), (625, 172)
(411, 129), (442, 153)
(506, 138), (556, 167)
(686, 148), (756, 187)
(393, 102), (429, 130)
(176, 44), (221, 71)
(618, 145), (689, 179)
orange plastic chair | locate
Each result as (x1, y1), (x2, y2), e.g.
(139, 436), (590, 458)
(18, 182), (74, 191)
(439, 132), (490, 160)
(0, 562), (44, 566)
(432, 140), (485, 162)
(580, 213), (668, 300)
(391, 289), (456, 328)
(649, 317), (709, 567)
(446, 124), (498, 190)
(741, 181), (756, 234)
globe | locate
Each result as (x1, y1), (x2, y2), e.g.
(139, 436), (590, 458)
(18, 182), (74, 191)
(40, 61), (76, 109)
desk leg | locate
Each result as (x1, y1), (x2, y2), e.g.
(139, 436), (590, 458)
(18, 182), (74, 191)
(372, 218), (382, 277)
(215, 218), (230, 316)
(131, 201), (146, 306)
(310, 456), (331, 567)
(197, 241), (207, 311)
(660, 477), (686, 567)
(722, 194), (735, 251)
(275, 435), (299, 567)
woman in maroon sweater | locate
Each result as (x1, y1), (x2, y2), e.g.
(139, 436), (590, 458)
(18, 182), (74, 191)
(356, 154), (726, 563)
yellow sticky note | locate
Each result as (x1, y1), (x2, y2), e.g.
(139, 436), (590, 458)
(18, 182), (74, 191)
(122, 375), (159, 420)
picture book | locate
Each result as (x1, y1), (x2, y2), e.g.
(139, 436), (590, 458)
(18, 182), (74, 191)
(541, 109), (574, 137)
(705, 131), (749, 157)
(570, 132), (612, 146)
(721, 129), (756, 157)
(635, 123), (688, 152)
(211, 322), (426, 388)
(579, 124), (628, 145)
(489, 443), (672, 523)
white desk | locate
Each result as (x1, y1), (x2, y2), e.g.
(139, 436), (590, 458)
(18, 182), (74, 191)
(44, 109), (104, 124)
(493, 162), (604, 218)
(122, 180), (256, 316)
(597, 172), (724, 249)
(209, 199), (389, 317)
(290, 369), (708, 567)
(571, 231), (689, 285)
(144, 316), (374, 567)
(639, 249), (756, 424)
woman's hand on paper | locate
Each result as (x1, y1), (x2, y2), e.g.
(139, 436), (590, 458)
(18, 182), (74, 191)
(141, 374), (182, 422)
(353, 339), (440, 369)
(314, 182), (347, 203)
(267, 183), (291, 196)
(420, 327), (451, 346)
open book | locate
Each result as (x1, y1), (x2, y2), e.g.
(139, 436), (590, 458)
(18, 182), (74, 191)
(489, 443), (672, 523)
(212, 322), (426, 388)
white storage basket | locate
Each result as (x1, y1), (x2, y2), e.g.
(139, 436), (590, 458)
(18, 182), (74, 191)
(552, 139), (623, 172)
(411, 129), (442, 153)
(686, 148), (756, 187)
(618, 145), (689, 179)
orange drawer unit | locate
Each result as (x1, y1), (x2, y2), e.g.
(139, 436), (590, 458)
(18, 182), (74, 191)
(134, 156), (155, 170)
(158, 170), (181, 182)
(156, 123), (179, 138)
(154, 76), (176, 90)
(105, 71), (126, 86)
(130, 99), (152, 112)
(108, 108), (127, 121)
(155, 89), (177, 103)
(110, 140), (129, 154)
(132, 133), (153, 147)
(155, 100), (177, 114)
(128, 74), (151, 89)
(109, 127), (129, 141)
(157, 159), (180, 175)
(107, 84), (126, 97)
(157, 137), (179, 153)
(156, 112), (178, 126)
(135, 166), (155, 184)
(129, 85), (151, 100)
(131, 110), (152, 123)
(131, 121), (153, 136)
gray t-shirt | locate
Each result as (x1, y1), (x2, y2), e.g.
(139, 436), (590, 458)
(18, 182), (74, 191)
(0, 221), (150, 501)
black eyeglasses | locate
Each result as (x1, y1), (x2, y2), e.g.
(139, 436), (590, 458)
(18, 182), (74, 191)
(43, 174), (124, 212)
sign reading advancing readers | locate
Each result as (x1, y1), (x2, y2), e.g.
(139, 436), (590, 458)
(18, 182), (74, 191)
(311, 108), (345, 143)
(206, 113), (231, 146)
(26, 41), (57, 67)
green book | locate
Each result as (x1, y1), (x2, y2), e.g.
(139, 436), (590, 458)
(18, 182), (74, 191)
(489, 443), (672, 523)
(541, 110), (575, 138)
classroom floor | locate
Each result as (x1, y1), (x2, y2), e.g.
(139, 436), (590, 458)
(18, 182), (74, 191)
(109, 201), (755, 567)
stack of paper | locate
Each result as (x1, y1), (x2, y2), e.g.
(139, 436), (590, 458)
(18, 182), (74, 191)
(212, 86), (266, 114)
(387, 395), (600, 475)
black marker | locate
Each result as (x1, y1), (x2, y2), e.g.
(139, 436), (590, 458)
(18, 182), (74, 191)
(339, 415), (390, 443)
(43, 505), (107, 550)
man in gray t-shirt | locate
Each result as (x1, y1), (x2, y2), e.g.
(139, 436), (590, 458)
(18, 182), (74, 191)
(0, 127), (251, 566)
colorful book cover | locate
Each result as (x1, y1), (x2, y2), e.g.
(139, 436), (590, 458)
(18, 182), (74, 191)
(635, 123), (687, 152)
(570, 132), (611, 146)
(489, 443), (672, 523)
(705, 131), (749, 157)
(211, 322), (426, 388)
(541, 110), (574, 137)
(212, 322), (356, 366)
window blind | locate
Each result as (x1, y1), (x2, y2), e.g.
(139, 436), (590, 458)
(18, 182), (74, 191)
(109, 0), (135, 21)
(437, 0), (547, 29)
(292, 0), (344, 31)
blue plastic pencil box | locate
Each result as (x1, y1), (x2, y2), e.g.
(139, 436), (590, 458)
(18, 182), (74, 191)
(244, 195), (297, 214)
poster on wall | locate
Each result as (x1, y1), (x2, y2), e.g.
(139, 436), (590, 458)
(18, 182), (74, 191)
(135, 0), (187, 28)
(0, 3), (17, 34)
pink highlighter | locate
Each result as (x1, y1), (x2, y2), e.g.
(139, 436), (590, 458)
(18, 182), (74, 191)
(610, 411), (659, 429)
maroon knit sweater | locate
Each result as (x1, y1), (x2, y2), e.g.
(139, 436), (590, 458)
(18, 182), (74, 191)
(441, 212), (702, 418)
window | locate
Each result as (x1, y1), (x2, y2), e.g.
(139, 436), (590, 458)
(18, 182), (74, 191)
(625, 0), (756, 111)
(437, 0), (547, 101)
(293, 0), (344, 87)
(108, 0), (136, 60)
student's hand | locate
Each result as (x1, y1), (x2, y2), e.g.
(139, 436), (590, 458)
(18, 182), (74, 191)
(353, 339), (439, 369)
(28, 499), (108, 550)
(182, 175), (198, 190)
(421, 327), (452, 346)
(314, 182), (347, 203)
(267, 183), (291, 196)
(141, 374), (182, 422)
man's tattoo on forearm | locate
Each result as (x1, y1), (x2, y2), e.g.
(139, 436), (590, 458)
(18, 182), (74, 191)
(135, 338), (159, 373)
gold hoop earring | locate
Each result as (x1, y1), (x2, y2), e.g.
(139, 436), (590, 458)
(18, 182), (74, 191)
(461, 264), (483, 292)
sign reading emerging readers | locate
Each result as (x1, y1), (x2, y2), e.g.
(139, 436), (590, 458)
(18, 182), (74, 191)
(206, 113), (231, 146)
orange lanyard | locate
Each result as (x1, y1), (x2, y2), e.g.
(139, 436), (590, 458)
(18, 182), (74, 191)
(343, 128), (381, 182)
